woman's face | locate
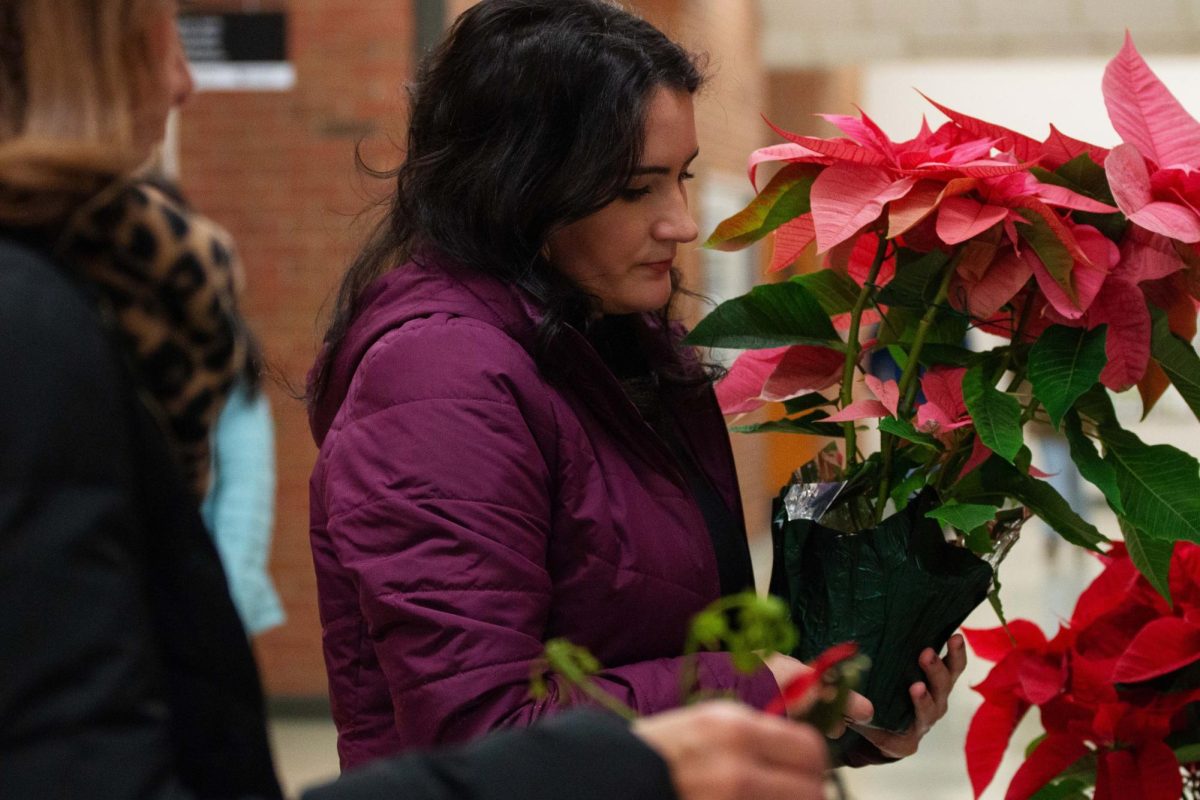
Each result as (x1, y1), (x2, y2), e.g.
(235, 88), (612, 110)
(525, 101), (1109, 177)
(546, 87), (700, 316)
(133, 3), (194, 156)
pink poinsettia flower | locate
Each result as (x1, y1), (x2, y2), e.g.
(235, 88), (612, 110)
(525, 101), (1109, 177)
(1103, 33), (1200, 244)
(922, 92), (1110, 173)
(824, 368), (970, 445)
(715, 345), (844, 415)
(914, 366), (971, 442)
(822, 374), (899, 423)
(748, 110), (1028, 257)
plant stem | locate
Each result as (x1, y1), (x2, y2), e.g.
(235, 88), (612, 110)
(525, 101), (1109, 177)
(873, 252), (961, 523)
(838, 233), (889, 470)
(896, 255), (959, 417)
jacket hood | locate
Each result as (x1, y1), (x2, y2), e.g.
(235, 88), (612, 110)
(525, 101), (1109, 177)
(307, 252), (545, 447)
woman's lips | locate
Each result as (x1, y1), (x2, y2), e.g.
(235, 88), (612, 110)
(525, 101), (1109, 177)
(642, 259), (674, 272)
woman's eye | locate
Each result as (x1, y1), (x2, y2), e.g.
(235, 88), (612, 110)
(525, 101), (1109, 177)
(619, 186), (652, 201)
(679, 171), (695, 182)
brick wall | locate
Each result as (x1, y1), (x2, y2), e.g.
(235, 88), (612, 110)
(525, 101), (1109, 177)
(179, 0), (415, 696)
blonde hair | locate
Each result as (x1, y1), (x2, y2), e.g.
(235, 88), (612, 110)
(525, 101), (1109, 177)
(0, 0), (166, 227)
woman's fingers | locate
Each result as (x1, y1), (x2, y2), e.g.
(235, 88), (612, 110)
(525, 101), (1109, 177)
(848, 635), (971, 759)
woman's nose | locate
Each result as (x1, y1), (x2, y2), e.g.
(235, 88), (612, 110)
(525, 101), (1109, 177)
(653, 192), (699, 244)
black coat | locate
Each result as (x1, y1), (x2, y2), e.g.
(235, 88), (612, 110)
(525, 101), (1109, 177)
(0, 236), (282, 799)
(0, 235), (679, 800)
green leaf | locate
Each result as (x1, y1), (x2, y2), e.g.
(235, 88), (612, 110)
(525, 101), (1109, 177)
(913, 343), (976, 367)
(1150, 307), (1200, 424)
(1033, 153), (1114, 204)
(1175, 742), (1200, 765)
(1030, 779), (1093, 800)
(730, 413), (843, 437)
(1101, 427), (1200, 544)
(685, 282), (842, 350)
(782, 392), (833, 416)
(789, 269), (862, 317)
(704, 163), (817, 250)
(876, 249), (950, 309)
(1028, 325), (1108, 429)
(886, 344), (909, 371)
(963, 364), (1024, 462)
(877, 306), (969, 348)
(1018, 209), (1076, 303)
(878, 416), (941, 449)
(1074, 384), (1118, 429)
(965, 525), (994, 555)
(1062, 410), (1123, 514)
(977, 457), (1107, 550)
(926, 501), (1000, 533)
(1120, 517), (1174, 602)
(890, 470), (928, 510)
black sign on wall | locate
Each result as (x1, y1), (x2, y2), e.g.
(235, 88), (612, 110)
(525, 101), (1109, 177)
(179, 12), (293, 91)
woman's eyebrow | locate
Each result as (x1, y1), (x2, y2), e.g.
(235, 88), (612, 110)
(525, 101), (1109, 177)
(632, 148), (700, 175)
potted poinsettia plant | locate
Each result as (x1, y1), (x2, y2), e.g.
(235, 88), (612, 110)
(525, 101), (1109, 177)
(685, 31), (1200, 755)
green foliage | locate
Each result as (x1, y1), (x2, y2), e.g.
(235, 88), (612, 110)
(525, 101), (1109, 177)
(782, 392), (834, 415)
(703, 164), (817, 250)
(878, 416), (941, 450)
(1120, 517), (1175, 602)
(926, 501), (1001, 535)
(876, 305), (970, 349)
(1062, 410), (1124, 514)
(532, 639), (637, 720)
(1101, 427), (1200, 546)
(1150, 308), (1200, 423)
(1017, 210), (1076, 302)
(790, 270), (862, 317)
(963, 364), (1024, 462)
(1028, 325), (1108, 429)
(684, 281), (841, 350)
(1034, 154), (1114, 203)
(685, 592), (798, 673)
(876, 249), (950, 308)
(975, 456), (1107, 551)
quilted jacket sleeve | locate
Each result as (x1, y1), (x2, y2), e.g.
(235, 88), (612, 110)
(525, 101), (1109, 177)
(317, 316), (778, 750)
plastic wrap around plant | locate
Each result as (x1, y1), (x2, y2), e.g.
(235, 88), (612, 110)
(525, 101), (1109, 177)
(769, 484), (996, 743)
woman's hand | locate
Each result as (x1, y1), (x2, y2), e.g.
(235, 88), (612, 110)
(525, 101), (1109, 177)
(633, 701), (829, 800)
(850, 633), (969, 758)
(761, 651), (874, 738)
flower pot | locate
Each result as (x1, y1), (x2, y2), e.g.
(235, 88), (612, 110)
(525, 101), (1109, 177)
(769, 486), (994, 742)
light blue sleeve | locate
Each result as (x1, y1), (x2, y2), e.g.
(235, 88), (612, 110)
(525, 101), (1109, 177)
(201, 381), (285, 635)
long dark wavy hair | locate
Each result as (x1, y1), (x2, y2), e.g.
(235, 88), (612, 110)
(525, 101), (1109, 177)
(309, 0), (708, 405)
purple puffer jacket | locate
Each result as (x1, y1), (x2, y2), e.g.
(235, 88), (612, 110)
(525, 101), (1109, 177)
(308, 253), (780, 769)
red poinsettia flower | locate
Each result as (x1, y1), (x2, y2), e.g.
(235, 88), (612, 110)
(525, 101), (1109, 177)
(965, 542), (1200, 800)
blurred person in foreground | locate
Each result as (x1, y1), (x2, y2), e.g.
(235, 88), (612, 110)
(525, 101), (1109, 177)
(0, 2), (829, 798)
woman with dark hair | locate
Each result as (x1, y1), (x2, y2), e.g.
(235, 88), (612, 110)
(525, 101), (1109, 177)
(308, 0), (965, 770)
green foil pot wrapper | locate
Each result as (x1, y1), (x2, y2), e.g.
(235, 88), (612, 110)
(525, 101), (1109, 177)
(769, 485), (994, 740)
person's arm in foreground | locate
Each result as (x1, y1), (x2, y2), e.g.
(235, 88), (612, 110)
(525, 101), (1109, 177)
(303, 701), (828, 800)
